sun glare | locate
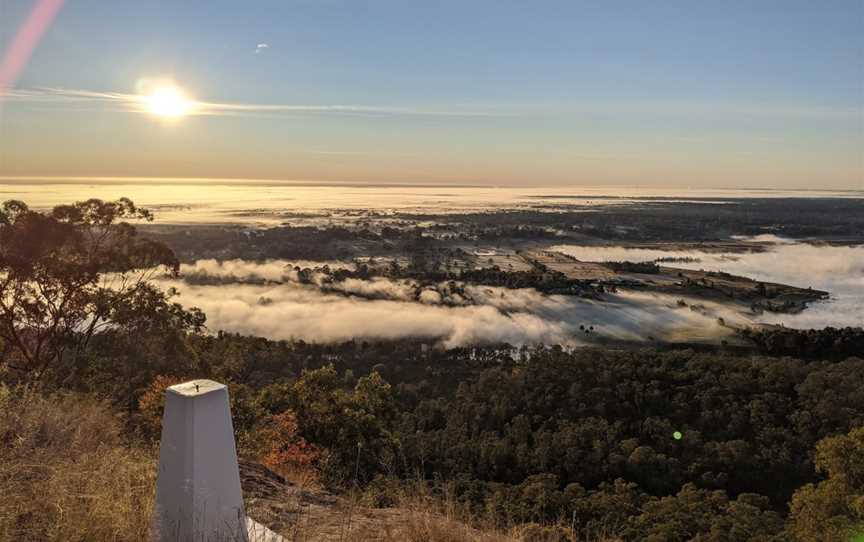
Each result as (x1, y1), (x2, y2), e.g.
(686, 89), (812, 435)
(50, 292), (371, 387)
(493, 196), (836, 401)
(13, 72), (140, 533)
(145, 86), (192, 118)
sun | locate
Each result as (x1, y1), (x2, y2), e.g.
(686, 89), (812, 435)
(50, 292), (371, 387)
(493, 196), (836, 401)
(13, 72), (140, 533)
(145, 86), (192, 118)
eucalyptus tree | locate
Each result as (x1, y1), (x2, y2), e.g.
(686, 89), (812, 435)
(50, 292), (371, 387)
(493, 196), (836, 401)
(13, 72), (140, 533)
(0, 198), (204, 382)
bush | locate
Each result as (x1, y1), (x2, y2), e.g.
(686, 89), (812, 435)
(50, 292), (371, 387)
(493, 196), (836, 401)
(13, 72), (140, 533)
(258, 410), (322, 484)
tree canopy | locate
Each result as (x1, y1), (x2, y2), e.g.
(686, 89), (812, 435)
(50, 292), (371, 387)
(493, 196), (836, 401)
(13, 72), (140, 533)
(0, 198), (203, 383)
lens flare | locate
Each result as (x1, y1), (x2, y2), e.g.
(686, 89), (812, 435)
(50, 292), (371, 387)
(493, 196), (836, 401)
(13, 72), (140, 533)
(0, 0), (66, 96)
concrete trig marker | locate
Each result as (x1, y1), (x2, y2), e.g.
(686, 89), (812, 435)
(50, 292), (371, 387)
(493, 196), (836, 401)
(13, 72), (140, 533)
(153, 379), (283, 541)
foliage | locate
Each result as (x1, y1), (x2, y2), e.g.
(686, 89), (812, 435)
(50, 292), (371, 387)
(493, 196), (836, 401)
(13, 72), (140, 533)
(137, 374), (187, 439)
(258, 410), (322, 480)
(3, 198), (863, 538)
(0, 198), (203, 385)
(139, 334), (862, 539)
(456, 266), (595, 295)
(287, 365), (399, 485)
(787, 426), (864, 541)
(625, 484), (783, 541)
(740, 326), (864, 359)
(604, 261), (661, 274)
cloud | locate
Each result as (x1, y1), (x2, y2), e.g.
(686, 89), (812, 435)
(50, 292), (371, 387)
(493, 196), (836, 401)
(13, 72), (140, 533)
(4, 88), (854, 122)
(526, 101), (860, 120)
(3, 87), (501, 118)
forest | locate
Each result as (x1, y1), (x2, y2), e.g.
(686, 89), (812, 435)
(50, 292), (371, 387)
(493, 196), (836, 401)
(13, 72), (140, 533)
(1, 199), (862, 541)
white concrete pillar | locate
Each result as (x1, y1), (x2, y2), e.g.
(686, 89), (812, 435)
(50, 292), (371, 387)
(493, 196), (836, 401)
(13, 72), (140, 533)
(153, 379), (248, 542)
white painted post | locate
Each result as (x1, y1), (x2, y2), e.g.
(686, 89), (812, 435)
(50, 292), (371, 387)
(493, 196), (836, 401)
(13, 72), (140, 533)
(153, 379), (248, 542)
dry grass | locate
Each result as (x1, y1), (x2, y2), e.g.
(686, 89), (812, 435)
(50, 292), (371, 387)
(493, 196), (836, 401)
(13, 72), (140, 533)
(341, 482), (516, 542)
(0, 386), (156, 542)
(343, 481), (622, 542)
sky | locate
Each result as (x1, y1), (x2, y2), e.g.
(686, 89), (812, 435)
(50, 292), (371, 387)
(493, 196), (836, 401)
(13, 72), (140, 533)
(0, 0), (862, 188)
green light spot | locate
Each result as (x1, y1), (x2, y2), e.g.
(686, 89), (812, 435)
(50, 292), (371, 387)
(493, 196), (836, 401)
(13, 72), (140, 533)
(673, 431), (683, 441)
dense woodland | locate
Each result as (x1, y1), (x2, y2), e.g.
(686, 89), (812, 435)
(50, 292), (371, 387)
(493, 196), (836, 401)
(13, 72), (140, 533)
(1, 199), (863, 541)
(739, 326), (864, 360)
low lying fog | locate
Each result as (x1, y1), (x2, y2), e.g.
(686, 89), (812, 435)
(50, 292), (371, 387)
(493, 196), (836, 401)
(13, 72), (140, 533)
(156, 261), (741, 347)
(550, 239), (864, 329)
(154, 240), (861, 346)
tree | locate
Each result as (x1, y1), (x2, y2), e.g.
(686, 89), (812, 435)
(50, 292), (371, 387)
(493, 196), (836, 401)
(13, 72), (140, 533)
(0, 198), (203, 381)
(627, 484), (783, 541)
(288, 365), (398, 485)
(787, 426), (864, 541)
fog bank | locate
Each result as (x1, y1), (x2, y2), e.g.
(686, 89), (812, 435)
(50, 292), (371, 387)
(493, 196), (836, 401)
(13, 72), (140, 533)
(550, 242), (864, 328)
(155, 271), (740, 347)
(153, 242), (862, 346)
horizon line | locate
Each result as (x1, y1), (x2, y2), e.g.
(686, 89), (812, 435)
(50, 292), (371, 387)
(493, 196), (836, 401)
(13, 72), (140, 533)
(1, 175), (863, 194)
